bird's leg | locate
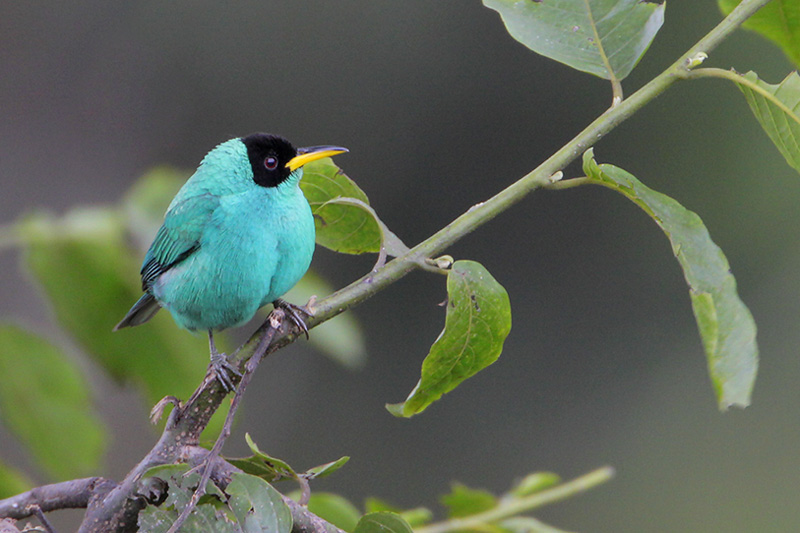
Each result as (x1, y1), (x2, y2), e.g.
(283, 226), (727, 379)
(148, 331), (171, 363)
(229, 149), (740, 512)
(272, 298), (313, 339)
(208, 330), (241, 392)
(167, 320), (279, 533)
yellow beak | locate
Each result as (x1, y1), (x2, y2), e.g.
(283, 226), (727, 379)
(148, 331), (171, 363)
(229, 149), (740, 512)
(287, 145), (349, 171)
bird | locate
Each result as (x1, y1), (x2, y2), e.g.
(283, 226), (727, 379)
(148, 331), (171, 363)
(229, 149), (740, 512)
(114, 133), (348, 388)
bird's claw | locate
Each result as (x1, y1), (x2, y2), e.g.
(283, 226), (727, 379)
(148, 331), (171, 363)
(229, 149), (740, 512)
(209, 352), (242, 392)
(273, 298), (312, 339)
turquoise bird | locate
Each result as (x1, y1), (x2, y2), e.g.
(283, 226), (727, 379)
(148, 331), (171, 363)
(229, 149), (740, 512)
(114, 133), (348, 386)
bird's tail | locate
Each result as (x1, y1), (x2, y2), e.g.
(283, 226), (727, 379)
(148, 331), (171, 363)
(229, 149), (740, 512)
(113, 293), (162, 331)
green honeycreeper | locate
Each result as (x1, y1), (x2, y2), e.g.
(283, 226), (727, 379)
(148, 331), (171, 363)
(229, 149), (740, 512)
(114, 133), (348, 386)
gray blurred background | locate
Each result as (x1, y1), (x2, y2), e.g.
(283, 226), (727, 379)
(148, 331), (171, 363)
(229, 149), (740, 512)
(2, 1), (799, 531)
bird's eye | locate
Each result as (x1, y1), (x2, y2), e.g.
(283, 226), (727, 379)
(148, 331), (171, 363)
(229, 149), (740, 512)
(264, 156), (279, 170)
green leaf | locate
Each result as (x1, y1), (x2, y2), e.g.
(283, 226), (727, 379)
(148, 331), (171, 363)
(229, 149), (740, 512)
(735, 70), (800, 175)
(139, 504), (239, 533)
(140, 464), (234, 533)
(363, 499), (432, 527)
(441, 483), (497, 519)
(227, 433), (297, 483)
(508, 472), (561, 498)
(719, 0), (800, 67)
(304, 493), (362, 533)
(0, 324), (106, 480)
(583, 149), (758, 409)
(0, 460), (32, 499)
(227, 473), (293, 533)
(387, 260), (512, 417)
(18, 208), (216, 416)
(483, 0), (665, 80)
(353, 512), (414, 533)
(229, 436), (347, 485)
(143, 464), (225, 502)
(284, 272), (367, 369)
(318, 197), (410, 258)
(303, 456), (350, 480)
(301, 159), (408, 256)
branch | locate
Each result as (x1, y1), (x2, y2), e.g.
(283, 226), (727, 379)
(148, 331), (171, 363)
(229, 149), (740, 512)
(0, 477), (115, 519)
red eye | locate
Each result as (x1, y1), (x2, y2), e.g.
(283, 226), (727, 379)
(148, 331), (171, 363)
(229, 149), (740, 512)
(264, 156), (278, 170)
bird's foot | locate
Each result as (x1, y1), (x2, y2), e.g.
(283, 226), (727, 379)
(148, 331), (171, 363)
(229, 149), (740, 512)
(273, 298), (313, 339)
(209, 351), (242, 392)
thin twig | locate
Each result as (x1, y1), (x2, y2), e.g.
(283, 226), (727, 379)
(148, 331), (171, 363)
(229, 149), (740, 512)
(414, 467), (615, 533)
(30, 505), (57, 533)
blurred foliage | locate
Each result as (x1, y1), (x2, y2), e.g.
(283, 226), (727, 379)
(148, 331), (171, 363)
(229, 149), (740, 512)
(0, 461), (31, 500)
(441, 483), (496, 518)
(0, 324), (105, 480)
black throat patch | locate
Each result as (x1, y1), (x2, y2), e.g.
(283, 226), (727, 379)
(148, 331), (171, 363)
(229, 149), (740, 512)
(242, 133), (298, 188)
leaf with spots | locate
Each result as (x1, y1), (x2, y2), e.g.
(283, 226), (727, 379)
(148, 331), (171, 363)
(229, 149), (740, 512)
(483, 0), (665, 80)
(227, 473), (293, 533)
(387, 261), (512, 417)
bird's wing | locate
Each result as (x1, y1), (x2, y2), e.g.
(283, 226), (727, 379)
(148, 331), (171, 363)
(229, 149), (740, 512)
(140, 192), (220, 289)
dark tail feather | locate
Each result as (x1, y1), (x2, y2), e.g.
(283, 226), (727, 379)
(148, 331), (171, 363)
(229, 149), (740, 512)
(113, 293), (162, 331)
